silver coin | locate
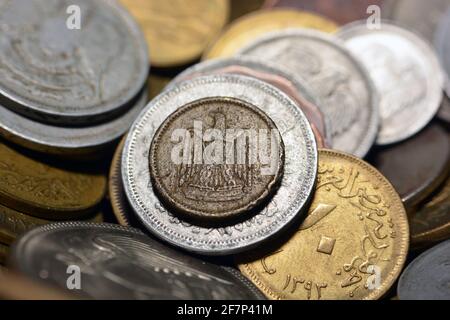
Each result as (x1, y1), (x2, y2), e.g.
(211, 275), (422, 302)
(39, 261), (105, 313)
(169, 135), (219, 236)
(338, 22), (444, 145)
(0, 0), (148, 125)
(123, 74), (318, 255)
(237, 29), (379, 158)
(0, 88), (147, 156)
(171, 56), (333, 148)
(435, 7), (450, 97)
(9, 222), (265, 300)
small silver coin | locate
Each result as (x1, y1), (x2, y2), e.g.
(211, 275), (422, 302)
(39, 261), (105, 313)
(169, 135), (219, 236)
(123, 74), (318, 255)
(0, 0), (148, 125)
(9, 222), (265, 300)
(338, 21), (444, 145)
(237, 29), (379, 158)
(435, 7), (450, 98)
(0, 89), (147, 156)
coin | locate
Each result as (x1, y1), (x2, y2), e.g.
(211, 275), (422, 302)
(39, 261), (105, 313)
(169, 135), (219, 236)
(435, 7), (450, 97)
(0, 0), (148, 126)
(398, 239), (450, 300)
(369, 122), (450, 209)
(238, 149), (409, 300)
(203, 9), (338, 60)
(0, 89), (148, 157)
(120, 0), (229, 68)
(173, 57), (331, 147)
(123, 74), (317, 255)
(338, 22), (444, 145)
(0, 140), (106, 219)
(9, 222), (266, 300)
(238, 29), (379, 158)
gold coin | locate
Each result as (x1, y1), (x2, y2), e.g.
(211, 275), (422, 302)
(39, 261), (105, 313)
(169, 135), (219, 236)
(120, 0), (230, 67)
(0, 141), (106, 220)
(148, 75), (172, 100)
(238, 149), (409, 300)
(203, 8), (338, 59)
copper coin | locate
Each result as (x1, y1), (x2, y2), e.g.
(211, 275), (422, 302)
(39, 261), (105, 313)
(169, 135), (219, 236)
(369, 122), (450, 209)
(149, 96), (285, 222)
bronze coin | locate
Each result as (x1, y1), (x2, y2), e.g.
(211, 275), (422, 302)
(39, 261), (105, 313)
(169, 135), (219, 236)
(149, 97), (285, 222)
(369, 122), (450, 209)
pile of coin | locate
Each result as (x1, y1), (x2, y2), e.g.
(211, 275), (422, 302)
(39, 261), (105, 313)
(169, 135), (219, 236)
(1, 0), (450, 300)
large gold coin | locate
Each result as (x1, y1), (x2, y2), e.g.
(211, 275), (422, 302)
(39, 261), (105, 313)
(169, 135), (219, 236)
(204, 8), (338, 59)
(120, 0), (230, 67)
(238, 149), (409, 300)
(0, 141), (106, 220)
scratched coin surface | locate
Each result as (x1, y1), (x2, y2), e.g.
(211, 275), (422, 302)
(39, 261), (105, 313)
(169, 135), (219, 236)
(398, 239), (450, 300)
(338, 22), (444, 145)
(120, 0), (229, 67)
(203, 9), (338, 60)
(238, 149), (409, 300)
(238, 29), (378, 158)
(0, 0), (148, 125)
(123, 74), (317, 255)
(150, 97), (285, 222)
(9, 222), (265, 300)
(173, 57), (332, 147)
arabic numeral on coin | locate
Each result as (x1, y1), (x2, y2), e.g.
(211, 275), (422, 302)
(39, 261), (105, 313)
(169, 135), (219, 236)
(66, 5), (81, 30)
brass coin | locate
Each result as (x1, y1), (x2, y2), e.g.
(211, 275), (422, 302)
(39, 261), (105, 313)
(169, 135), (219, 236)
(203, 8), (338, 60)
(120, 0), (230, 67)
(238, 149), (409, 300)
(0, 141), (106, 220)
(149, 97), (285, 222)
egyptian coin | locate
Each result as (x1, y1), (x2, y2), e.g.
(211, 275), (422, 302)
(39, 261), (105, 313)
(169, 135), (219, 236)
(0, 0), (148, 125)
(0, 89), (148, 157)
(173, 57), (332, 147)
(238, 149), (409, 300)
(9, 222), (266, 300)
(123, 74), (317, 255)
(338, 22), (444, 145)
(203, 9), (338, 60)
(435, 8), (450, 97)
(369, 122), (450, 208)
(150, 97), (285, 222)
(120, 0), (229, 68)
(398, 239), (450, 300)
(238, 29), (379, 158)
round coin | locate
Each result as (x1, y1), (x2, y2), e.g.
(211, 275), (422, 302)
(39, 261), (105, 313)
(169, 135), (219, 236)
(9, 222), (266, 300)
(123, 74), (317, 255)
(0, 0), (148, 125)
(398, 239), (450, 300)
(238, 149), (409, 300)
(120, 0), (229, 68)
(338, 21), (444, 145)
(238, 29), (379, 158)
(203, 9), (338, 60)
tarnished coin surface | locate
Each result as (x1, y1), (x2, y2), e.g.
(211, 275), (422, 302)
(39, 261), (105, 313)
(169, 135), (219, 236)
(150, 97), (284, 222)
(238, 29), (379, 158)
(238, 149), (409, 300)
(204, 9), (338, 60)
(9, 222), (265, 300)
(338, 22), (444, 145)
(398, 239), (450, 300)
(0, 0), (148, 125)
(120, 0), (229, 67)
(123, 74), (317, 255)
(173, 57), (332, 147)
(435, 8), (450, 97)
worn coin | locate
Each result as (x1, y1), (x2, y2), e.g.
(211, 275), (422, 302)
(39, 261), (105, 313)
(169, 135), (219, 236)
(120, 0), (229, 68)
(238, 29), (379, 158)
(398, 239), (450, 300)
(0, 0), (148, 125)
(369, 122), (450, 209)
(173, 57), (332, 147)
(435, 7), (450, 97)
(123, 74), (317, 255)
(238, 149), (409, 300)
(203, 9), (338, 60)
(0, 89), (148, 157)
(338, 22), (444, 145)
(9, 222), (265, 300)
